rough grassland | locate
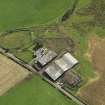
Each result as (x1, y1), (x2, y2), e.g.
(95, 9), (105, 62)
(63, 0), (95, 83)
(63, 0), (105, 104)
(0, 31), (33, 63)
(78, 36), (105, 105)
(0, 54), (30, 96)
(0, 0), (74, 32)
(0, 75), (78, 105)
(0, 32), (32, 49)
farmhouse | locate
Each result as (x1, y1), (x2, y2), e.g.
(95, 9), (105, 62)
(45, 52), (78, 81)
(35, 48), (57, 67)
(35, 48), (45, 58)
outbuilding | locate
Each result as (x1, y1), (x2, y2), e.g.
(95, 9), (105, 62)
(37, 50), (57, 66)
(45, 63), (64, 81)
(45, 52), (79, 81)
(55, 53), (78, 71)
(63, 71), (81, 87)
(35, 48), (57, 67)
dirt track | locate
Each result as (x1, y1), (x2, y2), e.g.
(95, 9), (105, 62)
(78, 36), (105, 105)
(0, 54), (30, 96)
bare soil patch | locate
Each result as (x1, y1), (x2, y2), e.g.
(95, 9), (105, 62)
(78, 36), (105, 105)
(44, 37), (75, 54)
(0, 54), (30, 96)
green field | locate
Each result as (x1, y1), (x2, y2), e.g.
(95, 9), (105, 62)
(0, 0), (74, 32)
(1, 0), (105, 105)
(0, 75), (77, 105)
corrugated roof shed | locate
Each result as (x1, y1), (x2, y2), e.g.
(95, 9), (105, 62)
(55, 53), (78, 71)
(45, 52), (79, 81)
(45, 63), (63, 80)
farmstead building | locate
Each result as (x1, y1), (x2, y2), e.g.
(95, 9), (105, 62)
(45, 52), (78, 81)
(55, 53), (78, 71)
(35, 48), (57, 67)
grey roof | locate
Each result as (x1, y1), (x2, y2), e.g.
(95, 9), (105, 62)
(45, 52), (78, 81)
(55, 53), (78, 71)
(45, 63), (64, 80)
(37, 51), (57, 66)
(35, 48), (44, 58)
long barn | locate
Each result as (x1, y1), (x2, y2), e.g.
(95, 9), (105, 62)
(45, 52), (78, 81)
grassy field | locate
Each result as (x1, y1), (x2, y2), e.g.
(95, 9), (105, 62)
(0, 0), (75, 32)
(0, 31), (32, 49)
(0, 0), (105, 105)
(78, 36), (105, 105)
(0, 75), (78, 105)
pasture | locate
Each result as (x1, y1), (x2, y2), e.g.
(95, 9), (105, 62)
(0, 54), (30, 96)
(0, 31), (33, 63)
(0, 0), (105, 105)
(0, 0), (74, 32)
(0, 75), (78, 105)
(0, 31), (32, 49)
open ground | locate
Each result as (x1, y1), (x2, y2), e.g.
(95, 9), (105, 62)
(0, 54), (30, 96)
(77, 36), (105, 105)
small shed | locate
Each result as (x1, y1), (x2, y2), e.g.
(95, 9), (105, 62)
(63, 71), (81, 87)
